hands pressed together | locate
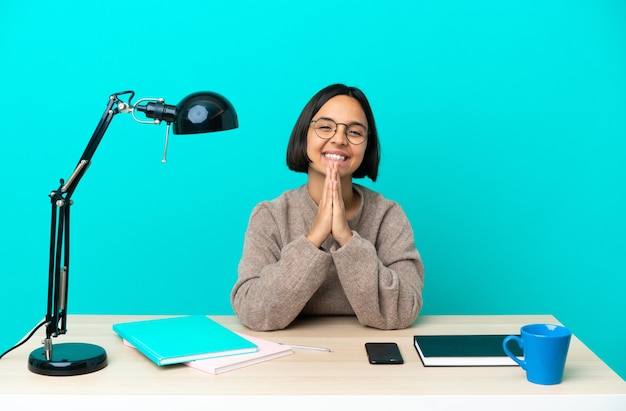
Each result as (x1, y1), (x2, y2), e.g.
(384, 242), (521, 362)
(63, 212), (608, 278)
(307, 162), (354, 248)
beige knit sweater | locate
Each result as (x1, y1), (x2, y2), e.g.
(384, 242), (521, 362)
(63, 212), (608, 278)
(231, 184), (424, 331)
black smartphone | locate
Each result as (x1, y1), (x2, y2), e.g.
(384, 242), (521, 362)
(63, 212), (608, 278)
(365, 342), (404, 364)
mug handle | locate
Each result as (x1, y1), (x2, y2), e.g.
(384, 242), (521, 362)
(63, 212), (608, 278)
(503, 335), (526, 369)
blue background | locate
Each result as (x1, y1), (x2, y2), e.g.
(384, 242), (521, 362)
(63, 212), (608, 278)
(2, 1), (624, 380)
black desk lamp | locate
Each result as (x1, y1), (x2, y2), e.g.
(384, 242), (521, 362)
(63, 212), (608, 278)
(27, 90), (238, 376)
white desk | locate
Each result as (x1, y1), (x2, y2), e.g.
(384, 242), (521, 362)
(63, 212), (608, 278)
(1, 314), (625, 410)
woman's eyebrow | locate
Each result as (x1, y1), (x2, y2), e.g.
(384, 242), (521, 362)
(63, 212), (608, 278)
(317, 116), (367, 128)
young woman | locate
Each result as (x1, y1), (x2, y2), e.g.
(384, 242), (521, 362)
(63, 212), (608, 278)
(231, 84), (424, 331)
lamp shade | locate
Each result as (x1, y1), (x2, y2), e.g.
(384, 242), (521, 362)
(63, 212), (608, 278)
(173, 91), (238, 134)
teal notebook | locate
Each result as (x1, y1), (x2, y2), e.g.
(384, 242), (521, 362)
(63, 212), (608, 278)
(112, 315), (258, 366)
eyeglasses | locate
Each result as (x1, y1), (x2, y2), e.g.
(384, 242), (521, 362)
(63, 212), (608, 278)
(310, 118), (368, 145)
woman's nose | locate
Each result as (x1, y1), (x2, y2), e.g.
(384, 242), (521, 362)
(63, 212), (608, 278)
(330, 123), (349, 144)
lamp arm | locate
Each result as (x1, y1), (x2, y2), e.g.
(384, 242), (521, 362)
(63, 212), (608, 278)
(62, 91), (134, 198)
(43, 91), (134, 356)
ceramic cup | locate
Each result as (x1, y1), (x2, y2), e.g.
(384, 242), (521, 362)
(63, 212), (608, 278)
(503, 323), (572, 385)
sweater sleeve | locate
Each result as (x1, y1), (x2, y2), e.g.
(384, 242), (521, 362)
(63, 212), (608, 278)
(332, 203), (424, 329)
(230, 203), (333, 331)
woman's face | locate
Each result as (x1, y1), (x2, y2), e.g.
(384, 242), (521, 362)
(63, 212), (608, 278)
(306, 95), (368, 179)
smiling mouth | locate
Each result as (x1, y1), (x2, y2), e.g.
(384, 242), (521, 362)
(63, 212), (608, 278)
(324, 153), (347, 161)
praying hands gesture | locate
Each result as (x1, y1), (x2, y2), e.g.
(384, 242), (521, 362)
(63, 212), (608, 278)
(307, 162), (353, 248)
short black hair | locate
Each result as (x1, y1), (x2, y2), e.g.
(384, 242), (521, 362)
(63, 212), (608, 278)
(286, 84), (380, 181)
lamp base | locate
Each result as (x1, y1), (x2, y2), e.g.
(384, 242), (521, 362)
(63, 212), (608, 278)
(28, 342), (108, 376)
